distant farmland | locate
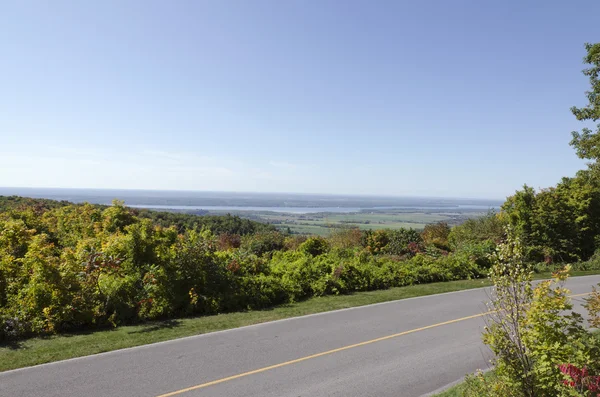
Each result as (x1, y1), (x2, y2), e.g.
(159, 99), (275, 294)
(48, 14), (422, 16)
(207, 208), (491, 236)
(0, 188), (500, 236)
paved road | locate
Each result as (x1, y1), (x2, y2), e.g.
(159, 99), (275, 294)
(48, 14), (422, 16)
(1, 275), (599, 397)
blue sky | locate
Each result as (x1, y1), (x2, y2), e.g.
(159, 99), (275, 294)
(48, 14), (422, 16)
(1, 1), (598, 199)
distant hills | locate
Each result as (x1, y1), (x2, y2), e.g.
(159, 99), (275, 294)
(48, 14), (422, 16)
(0, 187), (502, 210)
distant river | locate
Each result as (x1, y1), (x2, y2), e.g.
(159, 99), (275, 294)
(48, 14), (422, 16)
(129, 205), (361, 214)
(128, 204), (498, 214)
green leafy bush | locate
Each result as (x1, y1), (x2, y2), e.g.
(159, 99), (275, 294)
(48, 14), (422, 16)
(384, 228), (422, 257)
(241, 231), (285, 257)
(453, 241), (496, 270)
(363, 229), (390, 254)
(298, 236), (330, 256)
(421, 222), (451, 250)
(477, 229), (600, 397)
(449, 212), (505, 249)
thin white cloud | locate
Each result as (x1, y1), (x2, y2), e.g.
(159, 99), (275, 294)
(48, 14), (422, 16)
(0, 145), (294, 191)
(269, 160), (298, 169)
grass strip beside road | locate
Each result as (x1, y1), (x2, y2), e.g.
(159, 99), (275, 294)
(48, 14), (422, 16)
(1, 270), (598, 373)
(433, 371), (496, 397)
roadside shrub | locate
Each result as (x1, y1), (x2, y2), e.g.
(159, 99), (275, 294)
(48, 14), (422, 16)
(462, 371), (517, 397)
(521, 272), (593, 396)
(384, 228), (422, 257)
(379, 260), (418, 287)
(97, 273), (139, 325)
(454, 241), (496, 270)
(448, 212), (505, 249)
(440, 252), (486, 280)
(421, 221), (451, 248)
(559, 363), (600, 395)
(579, 249), (600, 271)
(169, 231), (229, 315)
(423, 244), (449, 258)
(234, 274), (291, 309)
(407, 252), (482, 283)
(330, 257), (386, 293)
(363, 230), (390, 254)
(533, 249), (600, 273)
(586, 286), (600, 329)
(270, 251), (335, 299)
(479, 229), (600, 397)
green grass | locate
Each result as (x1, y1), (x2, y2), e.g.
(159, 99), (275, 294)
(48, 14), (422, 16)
(282, 224), (331, 235)
(434, 371), (495, 396)
(434, 381), (468, 396)
(353, 222), (428, 230)
(263, 211), (460, 235)
(1, 271), (598, 373)
(276, 220), (429, 235)
(326, 212), (451, 223)
(214, 209), (491, 237)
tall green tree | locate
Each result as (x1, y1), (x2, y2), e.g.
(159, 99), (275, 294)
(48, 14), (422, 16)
(570, 43), (600, 161)
(502, 43), (600, 262)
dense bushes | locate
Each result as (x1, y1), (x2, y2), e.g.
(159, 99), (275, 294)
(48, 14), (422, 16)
(2, 194), (599, 342)
(298, 236), (329, 256)
(448, 212), (505, 249)
(135, 210), (276, 235)
(383, 228), (422, 257)
(464, 232), (600, 397)
(0, 199), (494, 340)
(0, 196), (275, 237)
(421, 222), (451, 250)
(501, 182), (600, 263)
(5, 190), (599, 342)
(500, 43), (600, 265)
(241, 231), (286, 256)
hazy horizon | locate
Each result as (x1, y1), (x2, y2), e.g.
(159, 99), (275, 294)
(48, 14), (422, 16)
(0, 186), (506, 202)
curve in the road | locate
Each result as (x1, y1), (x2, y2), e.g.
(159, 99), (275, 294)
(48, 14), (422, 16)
(156, 291), (592, 397)
(2, 276), (597, 397)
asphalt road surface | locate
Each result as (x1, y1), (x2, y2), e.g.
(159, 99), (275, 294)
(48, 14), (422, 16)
(2, 275), (599, 397)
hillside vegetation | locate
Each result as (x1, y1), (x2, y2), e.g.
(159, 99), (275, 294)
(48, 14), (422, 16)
(0, 192), (599, 341)
(0, 195), (504, 340)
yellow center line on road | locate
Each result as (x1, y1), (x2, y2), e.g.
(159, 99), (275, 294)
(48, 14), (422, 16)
(155, 292), (592, 397)
(570, 292), (592, 298)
